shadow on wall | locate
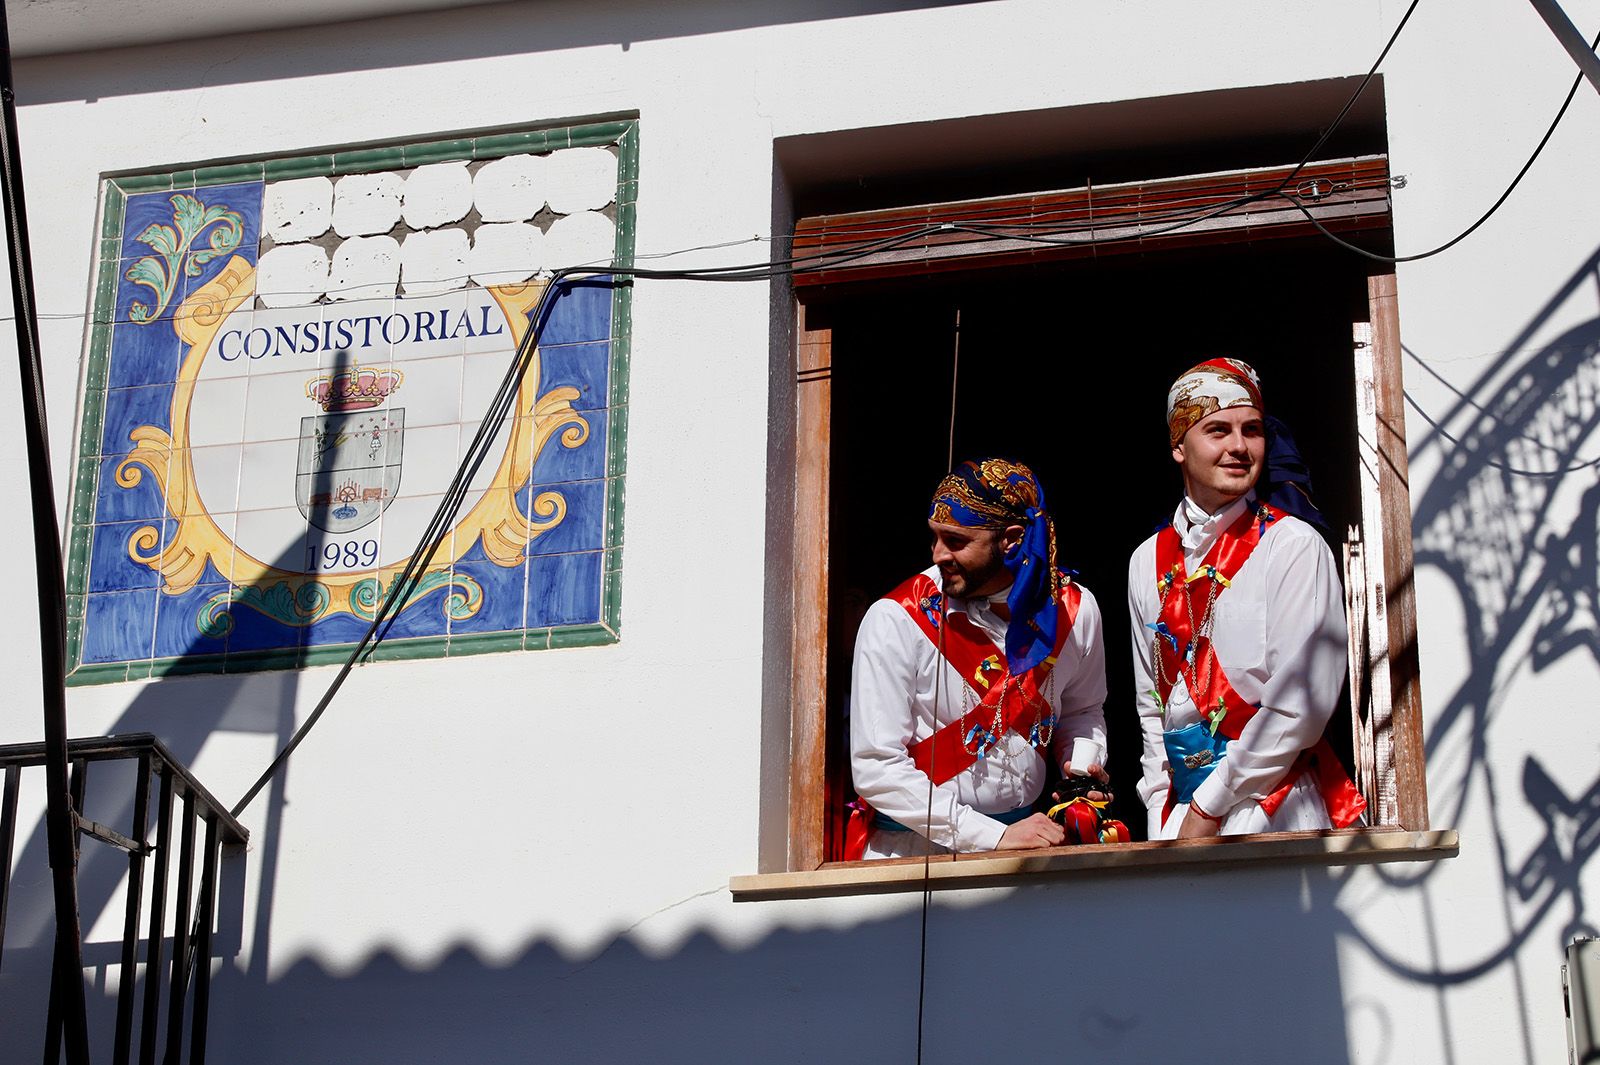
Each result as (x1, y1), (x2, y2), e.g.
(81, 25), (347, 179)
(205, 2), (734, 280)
(0, 349), (378, 1060)
(203, 865), (1355, 1065)
(1307, 246), (1600, 1065)
(10, 253), (1600, 1062)
(0, 618), (297, 1065)
(14, 0), (989, 103)
(1405, 247), (1600, 947)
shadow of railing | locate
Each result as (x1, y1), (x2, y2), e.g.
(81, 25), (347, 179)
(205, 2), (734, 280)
(0, 735), (246, 1064)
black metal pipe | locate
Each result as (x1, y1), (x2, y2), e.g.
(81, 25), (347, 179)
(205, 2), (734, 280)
(187, 815), (219, 1065)
(162, 794), (195, 1065)
(44, 943), (63, 1063)
(0, 1), (89, 1060)
(113, 755), (152, 1065)
(46, 760), (91, 1061)
(138, 770), (173, 1065)
(0, 764), (20, 970)
(1528, 0), (1600, 97)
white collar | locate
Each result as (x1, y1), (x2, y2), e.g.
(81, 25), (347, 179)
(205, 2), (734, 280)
(1172, 493), (1253, 561)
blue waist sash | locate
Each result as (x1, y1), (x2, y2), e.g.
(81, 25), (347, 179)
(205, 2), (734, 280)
(1164, 722), (1231, 805)
(873, 805), (1032, 833)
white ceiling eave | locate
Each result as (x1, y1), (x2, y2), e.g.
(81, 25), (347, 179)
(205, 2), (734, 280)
(4, 0), (500, 57)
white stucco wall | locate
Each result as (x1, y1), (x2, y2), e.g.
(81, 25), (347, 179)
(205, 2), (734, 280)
(2, 1), (1599, 1062)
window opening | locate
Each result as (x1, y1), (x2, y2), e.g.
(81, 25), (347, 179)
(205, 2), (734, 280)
(805, 237), (1380, 863)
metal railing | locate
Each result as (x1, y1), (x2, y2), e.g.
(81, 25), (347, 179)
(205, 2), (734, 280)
(0, 733), (248, 1065)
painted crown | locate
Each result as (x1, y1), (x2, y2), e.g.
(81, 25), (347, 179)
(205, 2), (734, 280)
(306, 366), (404, 412)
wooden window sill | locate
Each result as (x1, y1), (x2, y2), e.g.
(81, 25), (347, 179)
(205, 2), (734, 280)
(730, 827), (1457, 902)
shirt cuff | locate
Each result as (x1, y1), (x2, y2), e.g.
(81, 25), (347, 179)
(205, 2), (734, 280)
(957, 809), (1007, 853)
(1191, 773), (1242, 821)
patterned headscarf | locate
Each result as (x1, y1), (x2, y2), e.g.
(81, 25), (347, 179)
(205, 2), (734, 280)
(1164, 359), (1328, 530)
(929, 459), (1062, 675)
(1166, 357), (1264, 446)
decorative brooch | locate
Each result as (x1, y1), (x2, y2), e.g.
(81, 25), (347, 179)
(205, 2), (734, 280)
(1256, 505), (1277, 538)
(963, 724), (998, 760)
(1146, 620), (1179, 655)
(1186, 563), (1230, 588)
(1157, 564), (1182, 597)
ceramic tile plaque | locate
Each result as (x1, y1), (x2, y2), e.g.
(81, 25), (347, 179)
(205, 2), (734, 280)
(66, 120), (638, 683)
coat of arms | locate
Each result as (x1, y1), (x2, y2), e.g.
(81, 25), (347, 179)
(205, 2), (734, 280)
(296, 367), (405, 534)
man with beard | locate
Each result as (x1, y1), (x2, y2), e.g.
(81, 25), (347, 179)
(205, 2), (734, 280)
(847, 459), (1109, 860)
(1129, 358), (1366, 841)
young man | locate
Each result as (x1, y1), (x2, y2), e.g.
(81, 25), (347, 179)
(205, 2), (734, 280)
(848, 459), (1108, 860)
(1128, 358), (1366, 840)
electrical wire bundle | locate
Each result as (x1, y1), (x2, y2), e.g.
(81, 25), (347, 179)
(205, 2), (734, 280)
(191, 3), (1600, 1063)
(229, 0), (1596, 840)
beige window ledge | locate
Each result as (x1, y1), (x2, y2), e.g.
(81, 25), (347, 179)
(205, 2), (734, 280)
(730, 827), (1458, 902)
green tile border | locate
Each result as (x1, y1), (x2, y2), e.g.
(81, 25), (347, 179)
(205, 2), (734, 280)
(98, 187), (125, 241)
(447, 630), (526, 658)
(333, 146), (407, 175)
(549, 623), (616, 650)
(403, 139), (475, 168)
(194, 161), (264, 187)
(474, 129), (550, 157)
(115, 173), (172, 194)
(369, 637), (439, 663)
(263, 155), (332, 181)
(67, 116), (638, 685)
(65, 661), (131, 686)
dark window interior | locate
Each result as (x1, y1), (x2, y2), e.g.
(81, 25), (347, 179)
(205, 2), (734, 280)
(816, 238), (1372, 849)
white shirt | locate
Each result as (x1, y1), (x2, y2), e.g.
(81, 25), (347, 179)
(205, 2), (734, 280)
(851, 566), (1108, 854)
(1127, 495), (1347, 838)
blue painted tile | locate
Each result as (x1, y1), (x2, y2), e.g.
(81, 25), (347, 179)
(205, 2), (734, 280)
(95, 454), (170, 523)
(88, 520), (170, 592)
(182, 182), (263, 298)
(372, 581), (455, 641)
(448, 559), (528, 635)
(223, 587), (307, 653)
(152, 583), (230, 660)
(302, 609), (371, 650)
(119, 190), (187, 261)
(114, 258), (173, 325)
(530, 408), (606, 485)
(81, 588), (157, 663)
(524, 480), (604, 556)
(119, 182), (263, 323)
(101, 384), (174, 455)
(526, 551), (602, 628)
(108, 321), (184, 388)
(539, 340), (609, 411)
(533, 277), (612, 345)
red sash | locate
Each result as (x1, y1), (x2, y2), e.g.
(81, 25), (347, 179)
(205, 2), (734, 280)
(1154, 504), (1366, 829)
(841, 573), (1081, 861)
(896, 572), (1081, 785)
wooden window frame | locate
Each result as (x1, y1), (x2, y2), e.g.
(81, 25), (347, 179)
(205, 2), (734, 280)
(765, 159), (1447, 892)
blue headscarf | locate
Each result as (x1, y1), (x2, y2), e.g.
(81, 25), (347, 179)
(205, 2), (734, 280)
(929, 459), (1062, 675)
(1260, 414), (1329, 532)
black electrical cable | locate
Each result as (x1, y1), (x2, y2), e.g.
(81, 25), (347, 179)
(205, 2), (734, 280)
(1276, 0), (1420, 189)
(1402, 390), (1600, 476)
(1284, 26), (1600, 264)
(232, 224), (955, 817)
(232, 0), (1429, 819)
